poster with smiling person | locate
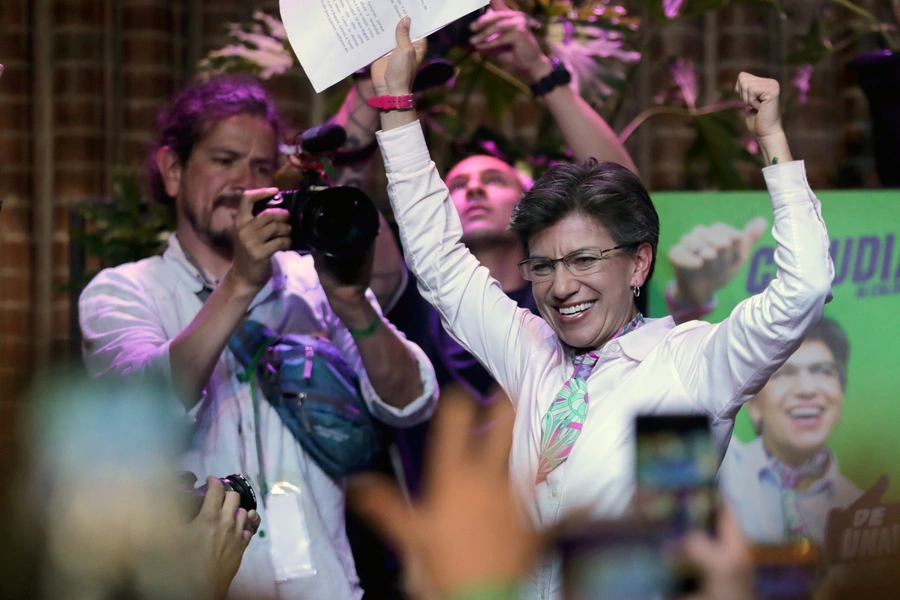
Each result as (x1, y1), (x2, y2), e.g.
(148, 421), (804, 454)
(647, 188), (899, 549)
(717, 316), (860, 547)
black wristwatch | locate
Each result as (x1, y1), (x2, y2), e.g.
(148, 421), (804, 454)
(529, 58), (571, 97)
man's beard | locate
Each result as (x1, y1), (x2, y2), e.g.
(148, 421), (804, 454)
(184, 199), (235, 254)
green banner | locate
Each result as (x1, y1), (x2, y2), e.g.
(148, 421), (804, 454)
(648, 190), (900, 504)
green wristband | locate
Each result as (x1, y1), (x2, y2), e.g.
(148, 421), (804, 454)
(443, 582), (520, 600)
(347, 314), (382, 339)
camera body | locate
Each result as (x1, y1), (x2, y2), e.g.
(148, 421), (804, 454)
(253, 160), (379, 259)
(176, 472), (257, 519)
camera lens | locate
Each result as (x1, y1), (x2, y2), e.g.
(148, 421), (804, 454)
(303, 186), (379, 258)
(178, 472), (257, 519)
(220, 473), (257, 512)
(312, 202), (355, 241)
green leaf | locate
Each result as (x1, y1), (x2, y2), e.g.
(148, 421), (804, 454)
(786, 18), (833, 64)
(482, 74), (524, 120)
(685, 110), (757, 189)
(640, 0), (668, 24)
(69, 169), (175, 295)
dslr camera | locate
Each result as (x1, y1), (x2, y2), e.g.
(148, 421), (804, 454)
(176, 471), (257, 519)
(252, 123), (379, 259)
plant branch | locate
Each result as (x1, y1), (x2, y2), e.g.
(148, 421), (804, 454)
(618, 99), (743, 143)
(469, 54), (531, 95)
(459, 56), (485, 128)
(830, 0), (900, 50)
(828, 24), (886, 53)
(606, 21), (659, 130)
(831, 0), (880, 24)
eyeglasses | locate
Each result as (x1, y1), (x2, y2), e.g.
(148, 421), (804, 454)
(517, 244), (635, 282)
(769, 362), (841, 384)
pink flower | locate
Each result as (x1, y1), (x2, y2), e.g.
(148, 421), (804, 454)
(792, 64), (813, 104)
(669, 58), (697, 110)
(663, 0), (685, 19)
(746, 137), (759, 155)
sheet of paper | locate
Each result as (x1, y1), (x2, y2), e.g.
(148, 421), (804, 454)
(281, 0), (489, 93)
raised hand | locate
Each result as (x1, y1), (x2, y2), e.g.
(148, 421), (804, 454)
(231, 188), (290, 292)
(346, 388), (542, 598)
(735, 72), (792, 164)
(470, 0), (549, 81)
(371, 17), (427, 96)
(668, 217), (768, 306)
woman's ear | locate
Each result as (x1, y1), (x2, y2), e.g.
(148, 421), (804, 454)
(155, 146), (183, 200)
(629, 242), (654, 288)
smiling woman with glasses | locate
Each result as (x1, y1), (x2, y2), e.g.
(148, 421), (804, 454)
(517, 244), (639, 282)
(369, 19), (835, 600)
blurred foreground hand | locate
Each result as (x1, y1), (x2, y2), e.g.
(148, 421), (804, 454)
(681, 503), (755, 600)
(347, 389), (540, 600)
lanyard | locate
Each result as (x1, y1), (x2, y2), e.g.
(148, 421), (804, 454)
(236, 336), (279, 502)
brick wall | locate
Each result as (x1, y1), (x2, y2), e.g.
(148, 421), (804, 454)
(0, 0), (34, 463)
(0, 0), (886, 466)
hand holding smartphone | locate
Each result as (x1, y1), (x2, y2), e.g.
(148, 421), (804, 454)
(634, 414), (719, 535)
(560, 414), (720, 600)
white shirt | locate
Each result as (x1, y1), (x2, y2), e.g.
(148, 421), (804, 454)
(377, 121), (834, 600)
(79, 235), (438, 600)
(718, 436), (862, 547)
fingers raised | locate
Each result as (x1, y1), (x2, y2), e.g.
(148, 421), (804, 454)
(743, 216), (768, 247)
(481, 395), (515, 477)
(668, 245), (704, 269)
(238, 187), (280, 223)
(346, 473), (413, 551)
(471, 9), (517, 32)
(396, 15), (412, 49)
(426, 388), (477, 491)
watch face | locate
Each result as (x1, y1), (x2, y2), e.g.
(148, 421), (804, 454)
(553, 61), (571, 84)
(530, 59), (571, 96)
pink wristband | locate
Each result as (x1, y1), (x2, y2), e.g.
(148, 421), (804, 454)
(664, 280), (717, 323)
(365, 94), (415, 111)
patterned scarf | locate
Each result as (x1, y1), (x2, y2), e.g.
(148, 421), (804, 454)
(535, 313), (645, 484)
(770, 448), (830, 540)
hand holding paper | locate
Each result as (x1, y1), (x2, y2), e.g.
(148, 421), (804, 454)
(371, 17), (427, 95)
(372, 17), (426, 131)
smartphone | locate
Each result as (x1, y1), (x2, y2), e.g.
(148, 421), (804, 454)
(634, 414), (719, 535)
(751, 541), (822, 600)
(560, 520), (681, 600)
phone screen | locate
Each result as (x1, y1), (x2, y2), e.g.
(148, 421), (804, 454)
(560, 521), (680, 600)
(751, 542), (822, 600)
(635, 415), (719, 534)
